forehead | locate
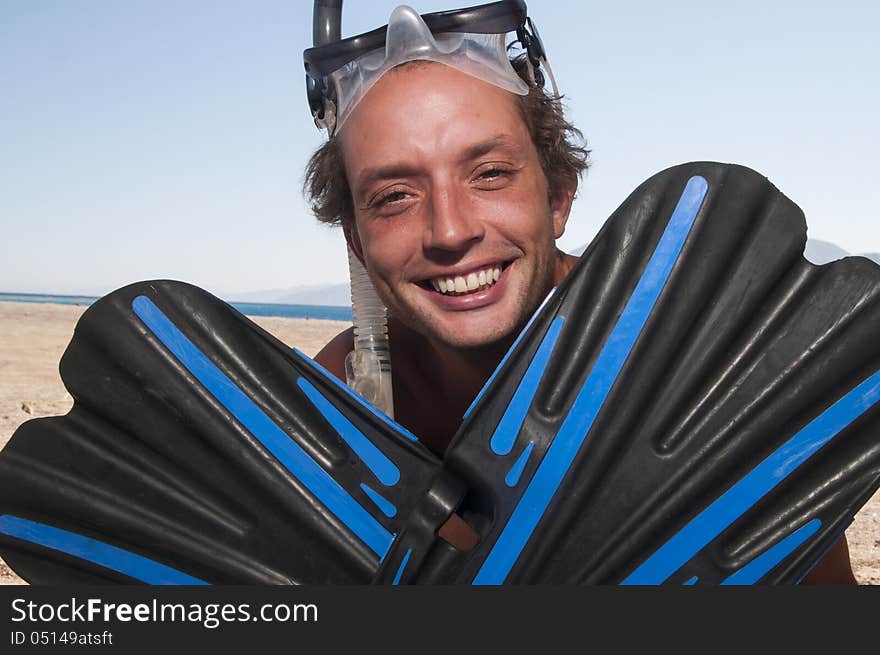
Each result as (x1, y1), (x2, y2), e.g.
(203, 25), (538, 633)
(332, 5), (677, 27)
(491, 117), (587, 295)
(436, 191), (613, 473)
(338, 62), (531, 165)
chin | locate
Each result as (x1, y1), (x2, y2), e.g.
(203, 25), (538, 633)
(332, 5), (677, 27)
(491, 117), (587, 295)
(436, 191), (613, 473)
(433, 331), (507, 351)
(424, 311), (522, 351)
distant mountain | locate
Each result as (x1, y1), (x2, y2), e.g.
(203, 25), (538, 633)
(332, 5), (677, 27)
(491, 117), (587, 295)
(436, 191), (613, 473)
(803, 239), (851, 265)
(801, 239), (879, 265)
(228, 283), (351, 307)
(568, 238), (880, 265)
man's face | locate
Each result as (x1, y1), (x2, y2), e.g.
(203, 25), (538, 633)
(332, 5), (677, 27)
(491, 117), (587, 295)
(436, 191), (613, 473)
(340, 62), (571, 349)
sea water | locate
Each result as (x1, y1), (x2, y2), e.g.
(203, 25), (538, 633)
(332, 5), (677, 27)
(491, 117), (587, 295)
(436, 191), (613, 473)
(0, 292), (352, 322)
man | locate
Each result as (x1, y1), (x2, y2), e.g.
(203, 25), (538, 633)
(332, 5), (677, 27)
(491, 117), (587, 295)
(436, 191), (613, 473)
(309, 58), (583, 454)
(302, 3), (856, 583)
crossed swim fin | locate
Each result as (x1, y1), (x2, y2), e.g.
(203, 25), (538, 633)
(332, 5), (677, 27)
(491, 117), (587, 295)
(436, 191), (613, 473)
(1, 162), (878, 585)
(394, 161), (880, 584)
(0, 281), (463, 584)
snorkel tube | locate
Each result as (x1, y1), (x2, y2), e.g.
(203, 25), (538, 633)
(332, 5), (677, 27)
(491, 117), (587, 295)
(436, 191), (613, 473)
(311, 0), (396, 418)
(312, 0), (343, 46)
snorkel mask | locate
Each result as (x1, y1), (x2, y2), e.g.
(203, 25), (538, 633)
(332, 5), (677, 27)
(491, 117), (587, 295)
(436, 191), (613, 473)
(304, 0), (555, 135)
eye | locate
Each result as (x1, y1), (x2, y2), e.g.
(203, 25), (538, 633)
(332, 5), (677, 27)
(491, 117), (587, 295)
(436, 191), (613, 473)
(375, 190), (408, 206)
(363, 186), (416, 216)
(478, 167), (510, 180)
(473, 164), (514, 189)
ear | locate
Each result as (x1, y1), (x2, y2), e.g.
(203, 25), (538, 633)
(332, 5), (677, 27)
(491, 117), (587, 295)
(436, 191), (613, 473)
(550, 178), (576, 240)
(343, 222), (366, 265)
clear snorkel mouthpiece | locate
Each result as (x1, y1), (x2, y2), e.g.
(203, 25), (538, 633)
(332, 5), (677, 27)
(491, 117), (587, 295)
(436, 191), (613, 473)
(345, 250), (395, 417)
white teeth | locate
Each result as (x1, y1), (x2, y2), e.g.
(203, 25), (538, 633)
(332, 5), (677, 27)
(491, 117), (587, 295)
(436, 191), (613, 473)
(427, 264), (505, 296)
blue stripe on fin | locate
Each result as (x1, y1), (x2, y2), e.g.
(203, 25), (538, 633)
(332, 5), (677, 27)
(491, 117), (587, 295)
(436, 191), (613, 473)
(490, 318), (564, 456)
(473, 176), (708, 585)
(392, 548), (412, 585)
(464, 287), (557, 420)
(293, 348), (419, 442)
(505, 442), (535, 487)
(622, 368), (880, 585)
(0, 515), (207, 585)
(132, 296), (393, 559)
(360, 483), (398, 518)
(721, 520), (821, 585)
(298, 377), (400, 486)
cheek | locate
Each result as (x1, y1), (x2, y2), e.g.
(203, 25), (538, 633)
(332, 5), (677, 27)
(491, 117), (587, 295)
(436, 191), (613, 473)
(357, 218), (422, 276)
(471, 168), (554, 236)
(475, 193), (554, 243)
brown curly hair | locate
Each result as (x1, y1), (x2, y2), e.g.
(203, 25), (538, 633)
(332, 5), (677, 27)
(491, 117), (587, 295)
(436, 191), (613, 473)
(303, 55), (590, 227)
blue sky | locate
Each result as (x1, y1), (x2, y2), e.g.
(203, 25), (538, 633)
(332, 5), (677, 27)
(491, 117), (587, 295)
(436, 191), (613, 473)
(1, 0), (877, 296)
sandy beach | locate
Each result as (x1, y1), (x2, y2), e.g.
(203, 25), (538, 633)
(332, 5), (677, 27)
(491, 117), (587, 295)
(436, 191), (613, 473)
(0, 300), (349, 585)
(1, 300), (877, 585)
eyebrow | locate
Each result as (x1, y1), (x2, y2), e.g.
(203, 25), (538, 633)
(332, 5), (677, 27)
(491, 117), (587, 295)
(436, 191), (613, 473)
(356, 164), (422, 192)
(354, 134), (522, 192)
(460, 134), (522, 163)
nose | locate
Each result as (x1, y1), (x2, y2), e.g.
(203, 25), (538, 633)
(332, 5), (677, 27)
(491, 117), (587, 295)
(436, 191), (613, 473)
(422, 179), (484, 253)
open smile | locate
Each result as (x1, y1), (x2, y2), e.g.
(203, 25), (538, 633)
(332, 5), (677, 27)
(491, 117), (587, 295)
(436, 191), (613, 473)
(417, 261), (511, 297)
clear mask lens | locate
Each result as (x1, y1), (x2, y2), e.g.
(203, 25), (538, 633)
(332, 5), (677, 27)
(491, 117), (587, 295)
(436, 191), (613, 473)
(329, 4), (529, 132)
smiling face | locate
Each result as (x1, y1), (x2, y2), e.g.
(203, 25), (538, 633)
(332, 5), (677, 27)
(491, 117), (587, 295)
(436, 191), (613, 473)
(340, 62), (574, 350)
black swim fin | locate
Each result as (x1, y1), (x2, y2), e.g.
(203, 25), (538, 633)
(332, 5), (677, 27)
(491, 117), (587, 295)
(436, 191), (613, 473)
(3, 162), (877, 586)
(384, 161), (880, 584)
(0, 280), (464, 584)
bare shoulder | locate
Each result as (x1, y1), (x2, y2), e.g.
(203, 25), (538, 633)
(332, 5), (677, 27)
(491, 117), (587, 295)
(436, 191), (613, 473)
(313, 326), (354, 383)
(800, 535), (857, 584)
